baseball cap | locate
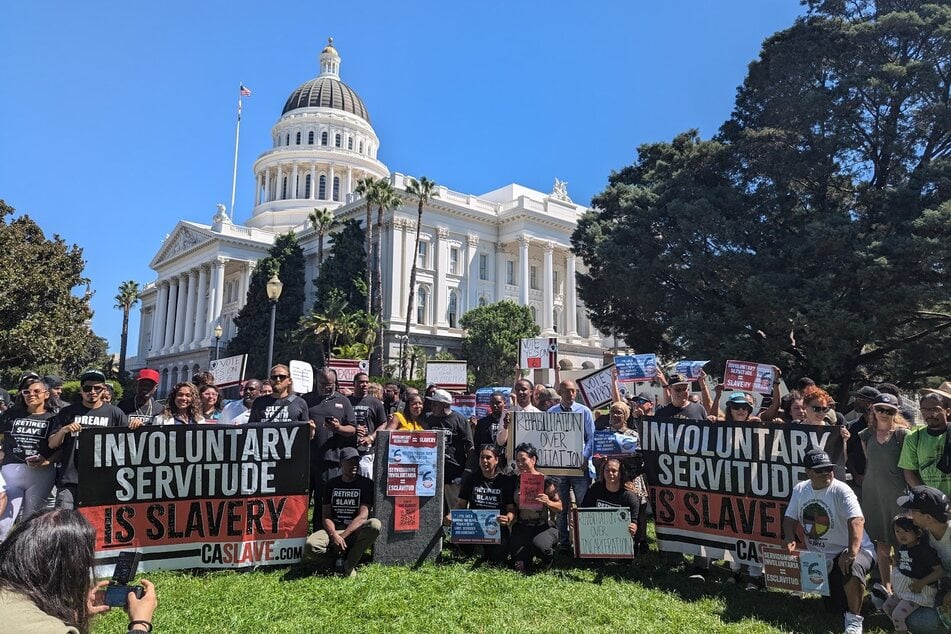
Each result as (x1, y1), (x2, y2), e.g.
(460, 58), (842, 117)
(727, 393), (753, 408)
(897, 486), (948, 517)
(426, 388), (452, 405)
(634, 391), (653, 404)
(79, 370), (107, 384)
(803, 449), (834, 470)
(339, 447), (360, 462)
(43, 375), (63, 388)
(872, 393), (900, 410)
(667, 373), (690, 386)
(137, 368), (160, 384)
(853, 386), (880, 400)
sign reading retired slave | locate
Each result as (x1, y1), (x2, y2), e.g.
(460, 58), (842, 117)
(77, 424), (310, 572)
(641, 419), (843, 563)
(572, 507), (635, 559)
(508, 412), (585, 476)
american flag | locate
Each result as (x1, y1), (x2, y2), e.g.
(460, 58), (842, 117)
(239, 84), (252, 96)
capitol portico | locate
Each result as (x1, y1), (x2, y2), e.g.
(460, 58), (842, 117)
(131, 40), (608, 394)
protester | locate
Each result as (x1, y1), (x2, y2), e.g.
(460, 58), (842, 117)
(899, 391), (951, 495)
(782, 449), (874, 634)
(0, 377), (56, 540)
(349, 373), (387, 479)
(304, 368), (355, 531)
(858, 393), (910, 594)
(877, 382), (918, 425)
(303, 447), (380, 578)
(382, 382), (401, 421)
(117, 369), (160, 419)
(152, 382), (204, 425)
(535, 388), (558, 411)
(777, 390), (807, 423)
(258, 381), (273, 397)
(366, 382), (383, 400)
(580, 457), (639, 554)
(0, 509), (157, 633)
(391, 393), (426, 431)
(532, 383), (548, 409)
(446, 444), (516, 563)
(798, 386), (850, 479)
(846, 386), (879, 496)
(714, 392), (761, 423)
(191, 371), (215, 387)
(44, 370), (129, 509)
(547, 380), (595, 553)
(219, 380), (262, 425)
(426, 388), (473, 510)
(249, 364), (309, 423)
(470, 391), (507, 464)
(899, 486), (951, 626)
(42, 376), (68, 413)
(198, 384), (222, 422)
(510, 443), (562, 573)
(511, 379), (539, 413)
(883, 515), (943, 632)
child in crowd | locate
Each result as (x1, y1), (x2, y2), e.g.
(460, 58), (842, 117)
(884, 515), (944, 632)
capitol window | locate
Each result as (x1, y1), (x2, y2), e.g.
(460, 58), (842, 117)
(348, 137), (354, 150)
(449, 248), (459, 274)
(308, 131), (314, 145)
(530, 265), (539, 290)
(417, 242), (428, 268)
(506, 260), (515, 285)
(416, 287), (428, 324)
(553, 271), (560, 294)
(296, 132), (301, 145)
(479, 254), (488, 280)
(359, 141), (364, 154)
(478, 297), (487, 307)
(321, 131), (328, 146)
(333, 176), (340, 202)
(448, 292), (458, 328)
(318, 175), (327, 200)
(285, 133), (290, 146)
(335, 133), (341, 148)
(304, 174), (312, 199)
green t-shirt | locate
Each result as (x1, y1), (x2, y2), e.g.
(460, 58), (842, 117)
(898, 426), (951, 495)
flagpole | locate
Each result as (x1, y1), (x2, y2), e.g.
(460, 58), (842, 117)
(229, 86), (243, 221)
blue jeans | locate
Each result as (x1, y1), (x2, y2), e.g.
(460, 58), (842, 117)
(556, 475), (590, 548)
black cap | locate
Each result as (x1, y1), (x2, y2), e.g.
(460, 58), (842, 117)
(339, 447), (360, 462)
(43, 375), (63, 388)
(872, 393), (900, 410)
(634, 391), (653, 403)
(803, 449), (834, 470)
(667, 373), (690, 386)
(79, 370), (107, 384)
(853, 386), (880, 400)
(18, 372), (41, 390)
(897, 486), (948, 518)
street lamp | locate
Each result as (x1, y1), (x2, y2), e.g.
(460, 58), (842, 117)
(213, 324), (223, 361)
(396, 334), (409, 380)
(265, 273), (284, 371)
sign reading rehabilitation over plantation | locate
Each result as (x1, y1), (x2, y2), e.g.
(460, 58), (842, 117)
(386, 431), (438, 497)
(723, 360), (775, 395)
(572, 507), (636, 559)
(641, 419), (843, 563)
(519, 337), (558, 369)
(508, 412), (585, 476)
(77, 424), (310, 573)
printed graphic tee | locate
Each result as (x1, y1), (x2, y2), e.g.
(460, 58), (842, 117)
(322, 474), (374, 530)
(784, 478), (874, 558)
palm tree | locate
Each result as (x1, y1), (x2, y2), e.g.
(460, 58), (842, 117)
(297, 290), (354, 361)
(404, 177), (438, 348)
(308, 207), (336, 294)
(354, 177), (380, 314)
(371, 180), (401, 375)
(114, 280), (140, 376)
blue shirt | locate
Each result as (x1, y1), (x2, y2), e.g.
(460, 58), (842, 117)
(548, 401), (595, 461)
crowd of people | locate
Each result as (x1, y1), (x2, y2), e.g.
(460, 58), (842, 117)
(0, 360), (950, 633)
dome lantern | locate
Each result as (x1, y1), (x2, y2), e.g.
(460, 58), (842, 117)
(319, 37), (340, 78)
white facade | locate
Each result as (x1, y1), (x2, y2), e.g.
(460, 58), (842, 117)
(131, 41), (606, 394)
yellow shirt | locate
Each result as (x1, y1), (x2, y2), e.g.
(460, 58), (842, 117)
(394, 411), (425, 431)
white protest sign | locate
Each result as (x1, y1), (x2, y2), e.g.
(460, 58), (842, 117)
(209, 354), (246, 388)
(576, 364), (615, 409)
(425, 361), (468, 391)
(508, 411), (585, 476)
(572, 507), (635, 559)
(519, 337), (558, 369)
(289, 360), (313, 394)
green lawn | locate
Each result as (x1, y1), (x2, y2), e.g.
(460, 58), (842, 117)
(93, 545), (900, 633)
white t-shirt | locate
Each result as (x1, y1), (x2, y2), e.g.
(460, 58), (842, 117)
(511, 403), (540, 413)
(928, 521), (951, 573)
(220, 400), (251, 425)
(785, 478), (874, 557)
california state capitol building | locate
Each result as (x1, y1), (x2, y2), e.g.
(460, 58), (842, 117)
(130, 40), (609, 395)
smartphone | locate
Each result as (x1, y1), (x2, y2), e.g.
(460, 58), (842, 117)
(104, 585), (144, 607)
(111, 551), (142, 585)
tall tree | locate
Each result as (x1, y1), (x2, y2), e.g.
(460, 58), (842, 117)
(228, 231), (306, 378)
(403, 177), (438, 377)
(460, 300), (540, 386)
(114, 280), (140, 377)
(354, 177), (380, 314)
(315, 219), (368, 311)
(370, 180), (401, 375)
(0, 200), (106, 384)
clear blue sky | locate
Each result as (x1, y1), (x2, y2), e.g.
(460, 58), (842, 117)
(0, 1), (803, 357)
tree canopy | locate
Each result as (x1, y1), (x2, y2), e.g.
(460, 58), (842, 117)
(572, 0), (951, 397)
(315, 218), (367, 311)
(460, 300), (540, 387)
(0, 200), (110, 384)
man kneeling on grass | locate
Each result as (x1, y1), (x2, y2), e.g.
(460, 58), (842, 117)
(304, 447), (381, 577)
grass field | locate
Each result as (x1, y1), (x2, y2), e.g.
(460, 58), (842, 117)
(92, 543), (904, 634)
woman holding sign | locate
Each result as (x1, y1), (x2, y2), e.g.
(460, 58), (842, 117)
(580, 458), (639, 543)
(510, 443), (562, 573)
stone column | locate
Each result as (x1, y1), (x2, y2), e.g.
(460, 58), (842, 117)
(210, 259), (226, 338)
(291, 163), (299, 199)
(309, 164), (316, 200)
(346, 166), (353, 201)
(276, 165), (284, 199)
(162, 277), (178, 355)
(182, 269), (198, 349)
(329, 165), (336, 201)
(194, 265), (209, 346)
(264, 168), (271, 203)
(172, 273), (189, 351)
(518, 235), (530, 305)
(542, 242), (554, 334)
(153, 281), (169, 355)
(466, 234), (479, 310)
(494, 242), (506, 302)
(435, 227), (449, 327)
(566, 253), (578, 337)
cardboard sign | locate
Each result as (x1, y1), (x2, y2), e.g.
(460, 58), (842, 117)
(517, 472), (545, 510)
(393, 496), (420, 532)
(507, 411), (586, 476)
(386, 431), (438, 497)
(77, 423), (310, 574)
(592, 430), (639, 457)
(209, 354), (246, 388)
(425, 361), (468, 391)
(761, 546), (829, 596)
(519, 337), (558, 369)
(572, 507), (635, 559)
(615, 354), (657, 382)
(288, 360), (313, 395)
(724, 360), (775, 395)
(675, 360), (709, 380)
(451, 394), (476, 419)
(449, 509), (502, 544)
(641, 419), (845, 561)
(576, 365), (615, 409)
(475, 387), (511, 418)
(327, 359), (369, 385)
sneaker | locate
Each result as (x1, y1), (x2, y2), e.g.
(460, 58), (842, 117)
(870, 582), (889, 611)
(688, 568), (706, 582)
(843, 612), (863, 634)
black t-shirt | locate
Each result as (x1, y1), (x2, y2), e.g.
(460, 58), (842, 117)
(46, 403), (127, 486)
(655, 402), (707, 421)
(0, 408), (57, 464)
(473, 414), (503, 448)
(898, 539), (942, 581)
(349, 395), (387, 454)
(847, 413), (870, 476)
(248, 394), (309, 423)
(117, 396), (158, 417)
(322, 474), (374, 530)
(304, 392), (355, 466)
(427, 411), (473, 482)
(459, 470), (515, 511)
(581, 481), (641, 519)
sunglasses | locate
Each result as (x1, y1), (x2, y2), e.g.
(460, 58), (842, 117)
(21, 389), (47, 397)
(728, 402), (752, 409)
(270, 375), (289, 381)
(874, 406), (897, 415)
(809, 405), (830, 413)
(81, 384), (105, 393)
